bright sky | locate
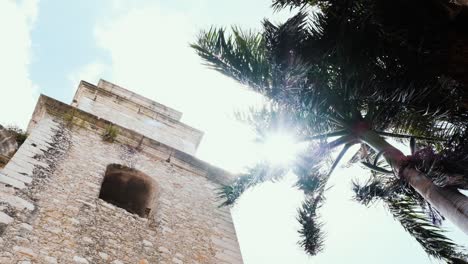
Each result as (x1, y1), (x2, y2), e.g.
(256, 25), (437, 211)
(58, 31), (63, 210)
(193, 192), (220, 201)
(0, 0), (466, 263)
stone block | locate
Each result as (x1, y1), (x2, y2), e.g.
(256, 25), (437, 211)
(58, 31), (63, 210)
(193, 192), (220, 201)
(13, 246), (37, 258)
(0, 192), (34, 210)
(73, 256), (89, 264)
(0, 211), (13, 224)
(0, 173), (25, 189)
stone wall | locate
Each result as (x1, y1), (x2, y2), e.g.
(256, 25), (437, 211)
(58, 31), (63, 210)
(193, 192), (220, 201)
(0, 113), (242, 263)
(0, 117), (71, 262)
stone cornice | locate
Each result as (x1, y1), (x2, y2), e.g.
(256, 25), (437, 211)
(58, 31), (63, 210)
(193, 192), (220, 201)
(97, 79), (183, 120)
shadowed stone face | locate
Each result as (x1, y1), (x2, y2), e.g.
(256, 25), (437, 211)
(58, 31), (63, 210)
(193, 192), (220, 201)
(0, 126), (18, 158)
(99, 164), (155, 217)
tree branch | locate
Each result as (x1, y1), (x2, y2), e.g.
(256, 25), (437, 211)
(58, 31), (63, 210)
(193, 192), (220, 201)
(303, 130), (347, 141)
(325, 134), (355, 150)
(326, 143), (352, 178)
(361, 162), (394, 174)
(376, 131), (445, 142)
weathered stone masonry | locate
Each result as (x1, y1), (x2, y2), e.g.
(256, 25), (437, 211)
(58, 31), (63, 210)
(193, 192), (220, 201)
(0, 80), (243, 264)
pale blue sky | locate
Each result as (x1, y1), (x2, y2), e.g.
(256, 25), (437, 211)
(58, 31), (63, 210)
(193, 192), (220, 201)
(1, 1), (466, 263)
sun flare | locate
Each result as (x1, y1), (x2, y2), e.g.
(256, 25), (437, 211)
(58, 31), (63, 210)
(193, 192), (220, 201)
(260, 133), (305, 166)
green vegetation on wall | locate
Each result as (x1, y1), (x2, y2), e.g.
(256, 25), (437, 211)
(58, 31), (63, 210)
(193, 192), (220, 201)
(102, 124), (119, 143)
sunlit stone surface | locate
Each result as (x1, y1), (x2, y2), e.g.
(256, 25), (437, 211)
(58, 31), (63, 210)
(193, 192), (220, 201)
(0, 80), (243, 264)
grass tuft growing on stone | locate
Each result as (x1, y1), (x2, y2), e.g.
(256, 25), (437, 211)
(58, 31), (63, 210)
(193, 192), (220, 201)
(102, 125), (119, 143)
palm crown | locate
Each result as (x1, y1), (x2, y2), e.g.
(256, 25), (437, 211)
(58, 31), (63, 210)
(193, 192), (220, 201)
(191, 3), (468, 263)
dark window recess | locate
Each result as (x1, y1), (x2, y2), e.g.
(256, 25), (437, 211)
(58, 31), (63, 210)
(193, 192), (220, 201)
(99, 164), (155, 217)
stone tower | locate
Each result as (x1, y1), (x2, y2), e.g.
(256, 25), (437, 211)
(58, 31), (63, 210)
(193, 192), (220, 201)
(0, 80), (243, 264)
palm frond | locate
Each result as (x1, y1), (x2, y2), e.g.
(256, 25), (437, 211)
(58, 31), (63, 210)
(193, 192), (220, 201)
(387, 197), (468, 263)
(192, 13), (355, 137)
(368, 80), (466, 140)
(272, 0), (317, 11)
(192, 27), (269, 91)
(352, 178), (468, 263)
(376, 131), (446, 142)
(217, 162), (288, 206)
(293, 144), (330, 255)
(193, 13), (314, 102)
(297, 194), (325, 255)
(361, 161), (394, 175)
(293, 143), (332, 193)
(294, 142), (352, 255)
(352, 177), (388, 206)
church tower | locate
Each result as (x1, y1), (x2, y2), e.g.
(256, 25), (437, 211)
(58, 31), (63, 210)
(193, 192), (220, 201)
(0, 80), (243, 264)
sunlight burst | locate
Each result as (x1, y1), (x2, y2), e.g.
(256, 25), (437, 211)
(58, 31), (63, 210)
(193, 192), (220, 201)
(261, 133), (305, 166)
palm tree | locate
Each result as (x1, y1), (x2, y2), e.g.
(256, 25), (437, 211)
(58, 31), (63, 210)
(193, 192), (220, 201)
(191, 9), (468, 263)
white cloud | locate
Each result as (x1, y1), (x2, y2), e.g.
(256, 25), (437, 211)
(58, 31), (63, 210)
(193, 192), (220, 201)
(0, 0), (39, 128)
(68, 61), (107, 90)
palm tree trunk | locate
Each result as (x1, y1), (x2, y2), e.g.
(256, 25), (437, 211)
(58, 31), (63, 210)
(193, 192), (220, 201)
(359, 130), (468, 234)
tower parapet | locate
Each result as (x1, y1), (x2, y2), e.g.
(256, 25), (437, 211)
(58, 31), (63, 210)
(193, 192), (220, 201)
(71, 80), (203, 155)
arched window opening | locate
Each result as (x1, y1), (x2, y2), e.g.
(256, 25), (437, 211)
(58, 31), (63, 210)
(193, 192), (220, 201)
(99, 164), (156, 217)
